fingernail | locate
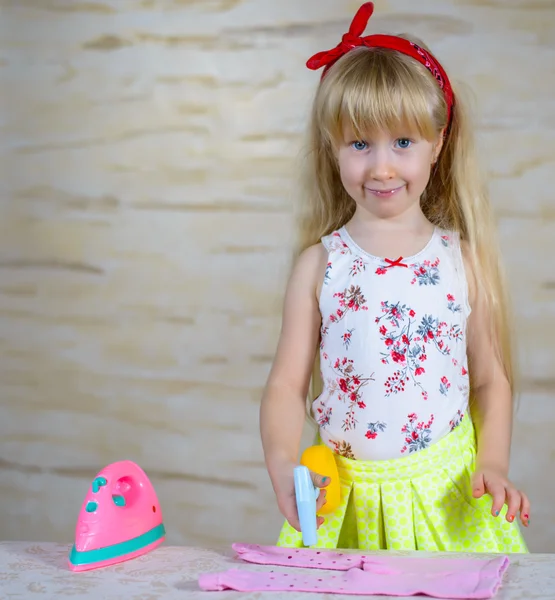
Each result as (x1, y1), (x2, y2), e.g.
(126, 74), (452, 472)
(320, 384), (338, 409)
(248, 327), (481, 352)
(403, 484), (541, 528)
(507, 515), (514, 523)
(322, 477), (329, 484)
(495, 511), (500, 516)
(523, 514), (529, 519)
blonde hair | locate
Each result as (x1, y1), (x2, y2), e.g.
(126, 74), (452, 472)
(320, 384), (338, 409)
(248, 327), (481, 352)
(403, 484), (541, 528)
(295, 41), (516, 403)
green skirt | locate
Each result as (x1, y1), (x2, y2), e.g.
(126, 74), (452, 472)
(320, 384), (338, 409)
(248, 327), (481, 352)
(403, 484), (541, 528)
(277, 416), (528, 553)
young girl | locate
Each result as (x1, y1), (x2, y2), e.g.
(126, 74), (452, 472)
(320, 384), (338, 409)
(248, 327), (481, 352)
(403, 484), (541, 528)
(259, 3), (530, 553)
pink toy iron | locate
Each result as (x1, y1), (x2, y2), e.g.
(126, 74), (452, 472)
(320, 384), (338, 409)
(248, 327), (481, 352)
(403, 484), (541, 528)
(68, 460), (165, 572)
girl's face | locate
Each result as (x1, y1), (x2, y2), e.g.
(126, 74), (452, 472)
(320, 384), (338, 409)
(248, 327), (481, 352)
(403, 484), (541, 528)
(336, 124), (443, 221)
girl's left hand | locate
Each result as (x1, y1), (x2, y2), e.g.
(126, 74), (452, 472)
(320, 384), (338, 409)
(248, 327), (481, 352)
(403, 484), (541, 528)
(471, 467), (530, 527)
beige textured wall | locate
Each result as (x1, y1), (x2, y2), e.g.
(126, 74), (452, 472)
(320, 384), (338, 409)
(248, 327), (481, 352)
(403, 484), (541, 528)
(1, 1), (554, 553)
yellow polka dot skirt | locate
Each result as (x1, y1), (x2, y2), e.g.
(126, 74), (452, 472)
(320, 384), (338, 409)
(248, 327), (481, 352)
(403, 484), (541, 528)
(277, 417), (528, 553)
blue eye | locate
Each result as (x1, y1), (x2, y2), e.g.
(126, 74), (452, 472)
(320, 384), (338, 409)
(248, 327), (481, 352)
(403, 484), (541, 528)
(395, 138), (412, 149)
(351, 140), (368, 151)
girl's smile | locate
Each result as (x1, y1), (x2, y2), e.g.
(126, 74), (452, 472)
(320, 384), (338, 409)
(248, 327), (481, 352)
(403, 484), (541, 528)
(364, 184), (406, 198)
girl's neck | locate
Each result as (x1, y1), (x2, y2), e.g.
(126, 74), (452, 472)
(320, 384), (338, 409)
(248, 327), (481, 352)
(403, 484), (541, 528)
(344, 206), (436, 260)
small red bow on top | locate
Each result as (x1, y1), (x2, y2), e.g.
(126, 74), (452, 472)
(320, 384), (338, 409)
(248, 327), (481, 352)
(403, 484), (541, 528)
(306, 2), (376, 71)
(306, 2), (454, 125)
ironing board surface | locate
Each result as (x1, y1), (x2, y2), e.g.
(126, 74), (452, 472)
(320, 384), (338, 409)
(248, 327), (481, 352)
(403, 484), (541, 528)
(1, 541), (554, 599)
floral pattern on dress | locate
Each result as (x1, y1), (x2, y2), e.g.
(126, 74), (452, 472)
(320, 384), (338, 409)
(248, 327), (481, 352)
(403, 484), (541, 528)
(416, 314), (463, 355)
(449, 409), (464, 431)
(375, 302), (425, 397)
(328, 232), (351, 255)
(350, 256), (368, 276)
(331, 440), (356, 459)
(325, 357), (374, 432)
(401, 412), (434, 453)
(447, 293), (461, 313)
(321, 285), (369, 349)
(366, 421), (387, 440)
(329, 286), (369, 324)
(326, 232), (367, 278)
(342, 329), (354, 349)
(315, 403), (333, 428)
(375, 301), (463, 399)
(457, 364), (470, 394)
(324, 261), (333, 285)
(410, 257), (440, 286)
(439, 376), (451, 396)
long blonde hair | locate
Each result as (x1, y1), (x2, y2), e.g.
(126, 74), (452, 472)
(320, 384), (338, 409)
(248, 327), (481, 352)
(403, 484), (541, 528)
(295, 41), (516, 401)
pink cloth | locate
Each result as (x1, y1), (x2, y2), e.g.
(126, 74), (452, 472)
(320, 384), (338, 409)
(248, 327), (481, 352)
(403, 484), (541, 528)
(198, 544), (510, 598)
(232, 543), (364, 570)
(199, 556), (508, 598)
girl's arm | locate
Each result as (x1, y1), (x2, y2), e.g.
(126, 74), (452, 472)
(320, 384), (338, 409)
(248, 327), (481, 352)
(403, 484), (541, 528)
(463, 245), (530, 527)
(260, 243), (328, 529)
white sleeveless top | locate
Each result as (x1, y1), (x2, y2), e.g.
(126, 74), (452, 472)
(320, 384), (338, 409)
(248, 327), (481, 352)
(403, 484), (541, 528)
(313, 226), (471, 461)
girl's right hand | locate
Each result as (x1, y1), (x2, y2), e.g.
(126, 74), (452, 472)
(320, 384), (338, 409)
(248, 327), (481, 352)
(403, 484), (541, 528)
(270, 459), (330, 532)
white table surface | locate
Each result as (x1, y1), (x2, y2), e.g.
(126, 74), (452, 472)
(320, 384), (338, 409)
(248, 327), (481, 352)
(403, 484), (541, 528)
(1, 542), (554, 599)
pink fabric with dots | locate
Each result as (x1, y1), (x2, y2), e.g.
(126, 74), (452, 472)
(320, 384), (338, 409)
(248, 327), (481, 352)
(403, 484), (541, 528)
(198, 544), (509, 599)
(232, 543), (363, 570)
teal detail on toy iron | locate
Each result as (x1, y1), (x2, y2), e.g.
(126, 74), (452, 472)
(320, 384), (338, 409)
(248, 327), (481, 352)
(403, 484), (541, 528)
(69, 523), (166, 567)
(92, 477), (107, 493)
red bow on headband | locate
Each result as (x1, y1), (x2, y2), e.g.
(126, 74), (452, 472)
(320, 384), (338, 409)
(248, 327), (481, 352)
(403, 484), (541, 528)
(306, 2), (454, 125)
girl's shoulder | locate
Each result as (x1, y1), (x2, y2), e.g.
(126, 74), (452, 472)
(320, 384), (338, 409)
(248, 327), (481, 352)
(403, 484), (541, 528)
(297, 242), (329, 270)
(290, 242), (329, 297)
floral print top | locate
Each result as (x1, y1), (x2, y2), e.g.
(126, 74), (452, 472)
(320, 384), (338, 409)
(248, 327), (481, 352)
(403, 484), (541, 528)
(314, 226), (471, 460)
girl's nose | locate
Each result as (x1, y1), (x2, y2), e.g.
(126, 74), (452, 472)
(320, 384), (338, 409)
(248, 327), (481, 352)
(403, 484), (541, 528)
(369, 153), (396, 181)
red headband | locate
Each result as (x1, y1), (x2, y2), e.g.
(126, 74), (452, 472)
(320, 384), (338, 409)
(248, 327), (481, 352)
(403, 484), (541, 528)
(306, 2), (454, 126)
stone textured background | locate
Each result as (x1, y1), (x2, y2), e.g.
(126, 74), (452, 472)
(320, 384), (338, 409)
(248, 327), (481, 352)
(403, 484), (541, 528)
(1, 0), (554, 552)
